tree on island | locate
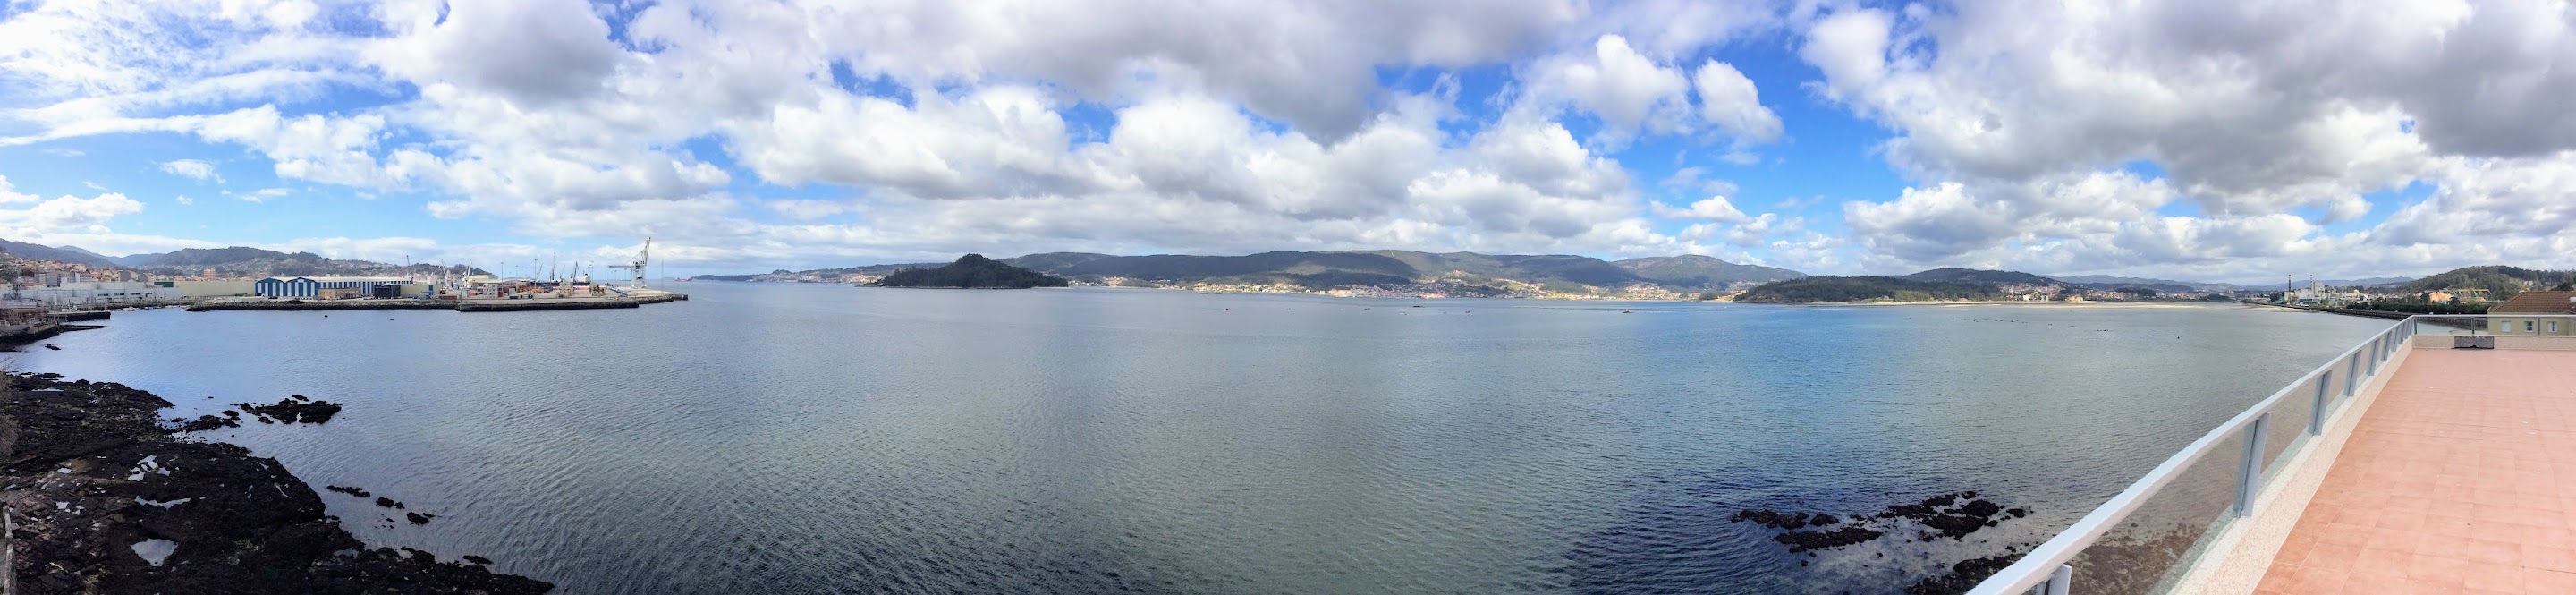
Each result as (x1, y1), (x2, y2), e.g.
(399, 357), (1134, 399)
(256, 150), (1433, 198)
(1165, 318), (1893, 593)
(869, 254), (1072, 289)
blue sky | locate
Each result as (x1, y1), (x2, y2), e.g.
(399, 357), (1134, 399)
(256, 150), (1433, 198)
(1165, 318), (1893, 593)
(1, 0), (2572, 283)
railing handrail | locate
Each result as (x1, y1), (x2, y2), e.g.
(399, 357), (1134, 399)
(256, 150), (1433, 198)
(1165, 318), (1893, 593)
(1973, 312), (2576, 593)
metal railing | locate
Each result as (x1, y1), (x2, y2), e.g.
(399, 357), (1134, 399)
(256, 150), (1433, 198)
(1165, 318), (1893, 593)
(1969, 314), (2576, 594)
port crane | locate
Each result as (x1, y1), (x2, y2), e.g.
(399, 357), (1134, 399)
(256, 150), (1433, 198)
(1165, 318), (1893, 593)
(607, 237), (652, 289)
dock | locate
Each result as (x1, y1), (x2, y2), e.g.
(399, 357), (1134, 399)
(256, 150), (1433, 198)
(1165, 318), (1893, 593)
(185, 289), (686, 313)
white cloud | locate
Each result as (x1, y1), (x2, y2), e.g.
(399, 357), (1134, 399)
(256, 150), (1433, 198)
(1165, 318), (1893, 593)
(9, 0), (2576, 282)
(766, 200), (852, 221)
(0, 192), (144, 231)
(229, 188), (292, 203)
(364, 0), (626, 106)
(1690, 61), (1781, 144)
(1522, 35), (1693, 133)
(158, 159), (223, 183)
(1652, 196), (1751, 223)
(0, 175), (37, 204)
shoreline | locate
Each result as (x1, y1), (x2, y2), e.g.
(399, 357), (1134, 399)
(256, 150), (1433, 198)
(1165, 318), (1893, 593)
(187, 291), (688, 312)
(1738, 300), (2234, 308)
(1, 373), (553, 592)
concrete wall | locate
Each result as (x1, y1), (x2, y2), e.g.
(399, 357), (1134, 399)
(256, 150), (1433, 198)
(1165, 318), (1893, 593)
(2485, 316), (2576, 336)
(172, 280), (257, 297)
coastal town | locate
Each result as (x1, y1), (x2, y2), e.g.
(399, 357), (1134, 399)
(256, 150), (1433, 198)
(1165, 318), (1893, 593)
(0, 242), (685, 344)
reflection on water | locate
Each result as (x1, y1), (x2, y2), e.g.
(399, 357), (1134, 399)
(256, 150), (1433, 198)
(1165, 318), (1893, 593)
(13, 285), (2388, 594)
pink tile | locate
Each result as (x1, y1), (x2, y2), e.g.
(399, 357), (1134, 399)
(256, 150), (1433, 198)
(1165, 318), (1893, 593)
(2525, 567), (2576, 593)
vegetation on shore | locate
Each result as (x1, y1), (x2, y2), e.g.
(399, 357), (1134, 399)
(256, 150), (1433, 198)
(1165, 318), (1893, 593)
(1735, 276), (2005, 302)
(869, 254), (1072, 288)
(2384, 265), (2576, 300)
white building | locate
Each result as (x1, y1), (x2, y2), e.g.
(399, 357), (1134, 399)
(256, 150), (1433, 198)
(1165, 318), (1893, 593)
(10, 281), (183, 306)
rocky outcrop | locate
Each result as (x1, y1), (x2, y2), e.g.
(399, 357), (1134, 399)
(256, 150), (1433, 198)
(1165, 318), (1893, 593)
(1, 373), (549, 593)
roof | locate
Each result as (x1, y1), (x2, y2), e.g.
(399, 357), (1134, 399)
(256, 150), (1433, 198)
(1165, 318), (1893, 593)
(2486, 290), (2576, 314)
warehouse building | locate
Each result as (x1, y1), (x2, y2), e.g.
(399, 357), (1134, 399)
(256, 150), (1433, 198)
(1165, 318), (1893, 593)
(252, 276), (433, 299)
(8, 281), (184, 307)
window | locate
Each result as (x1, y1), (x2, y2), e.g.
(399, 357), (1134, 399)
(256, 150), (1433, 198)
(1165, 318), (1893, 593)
(2552, 320), (2563, 334)
(2528, 320), (2538, 332)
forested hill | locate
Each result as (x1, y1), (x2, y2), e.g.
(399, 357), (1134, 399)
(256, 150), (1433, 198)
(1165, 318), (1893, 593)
(1899, 268), (2060, 285)
(727, 250), (1811, 293)
(2384, 266), (2576, 299)
(1734, 276), (2006, 303)
(868, 255), (1071, 289)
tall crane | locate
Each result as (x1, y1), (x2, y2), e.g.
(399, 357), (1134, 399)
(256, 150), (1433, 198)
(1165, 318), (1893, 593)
(608, 237), (652, 289)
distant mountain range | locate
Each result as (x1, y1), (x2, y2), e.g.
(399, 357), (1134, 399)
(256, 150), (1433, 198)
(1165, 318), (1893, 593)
(0, 239), (478, 278)
(712, 251), (1809, 294)
(0, 239), (118, 268)
(1743, 268), (2235, 303)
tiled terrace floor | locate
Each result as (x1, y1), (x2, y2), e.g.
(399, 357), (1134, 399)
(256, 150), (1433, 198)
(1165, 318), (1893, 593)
(2258, 348), (2576, 594)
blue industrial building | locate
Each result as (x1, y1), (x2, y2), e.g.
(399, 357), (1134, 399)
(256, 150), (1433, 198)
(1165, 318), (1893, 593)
(253, 276), (425, 299)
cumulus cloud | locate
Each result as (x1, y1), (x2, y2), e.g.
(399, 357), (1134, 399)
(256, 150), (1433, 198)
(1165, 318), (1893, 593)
(158, 159), (222, 183)
(1794, 0), (2576, 276)
(1652, 196), (1751, 223)
(1691, 61), (1782, 144)
(0, 192), (144, 231)
(365, 0), (626, 105)
(8, 0), (2576, 281)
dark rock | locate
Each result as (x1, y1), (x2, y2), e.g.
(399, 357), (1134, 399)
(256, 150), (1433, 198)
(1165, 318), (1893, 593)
(1902, 551), (2026, 595)
(463, 555), (493, 565)
(375, 497), (405, 509)
(1880, 504), (1934, 518)
(1774, 525), (1885, 553)
(234, 397), (343, 423)
(1728, 508), (1815, 530)
(1917, 514), (1989, 540)
(1958, 499), (2003, 518)
(1, 372), (551, 593)
(326, 485), (371, 498)
(1809, 513), (1840, 527)
(406, 512), (436, 525)
(176, 413), (241, 432)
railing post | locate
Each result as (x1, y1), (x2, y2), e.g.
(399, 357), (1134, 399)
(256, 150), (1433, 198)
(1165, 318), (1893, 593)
(2367, 337), (2383, 375)
(2045, 563), (2072, 595)
(2343, 353), (2361, 397)
(2235, 413), (2269, 516)
(2309, 370), (2333, 434)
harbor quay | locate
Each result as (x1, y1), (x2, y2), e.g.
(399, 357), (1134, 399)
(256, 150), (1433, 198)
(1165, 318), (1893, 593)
(186, 288), (688, 312)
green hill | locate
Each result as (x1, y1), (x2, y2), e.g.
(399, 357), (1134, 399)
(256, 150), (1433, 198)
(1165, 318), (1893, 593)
(2385, 266), (2576, 299)
(869, 254), (1070, 288)
(1901, 268), (2060, 285)
(1736, 276), (2006, 302)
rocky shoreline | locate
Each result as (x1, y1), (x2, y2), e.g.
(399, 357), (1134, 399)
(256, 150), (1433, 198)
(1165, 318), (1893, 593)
(1727, 491), (2038, 594)
(1, 373), (551, 593)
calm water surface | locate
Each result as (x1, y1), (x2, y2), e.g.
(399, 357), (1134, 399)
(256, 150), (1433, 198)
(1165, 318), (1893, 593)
(9, 284), (2390, 593)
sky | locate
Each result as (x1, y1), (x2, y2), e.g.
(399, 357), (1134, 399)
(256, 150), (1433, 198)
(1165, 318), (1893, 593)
(0, 0), (2572, 283)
